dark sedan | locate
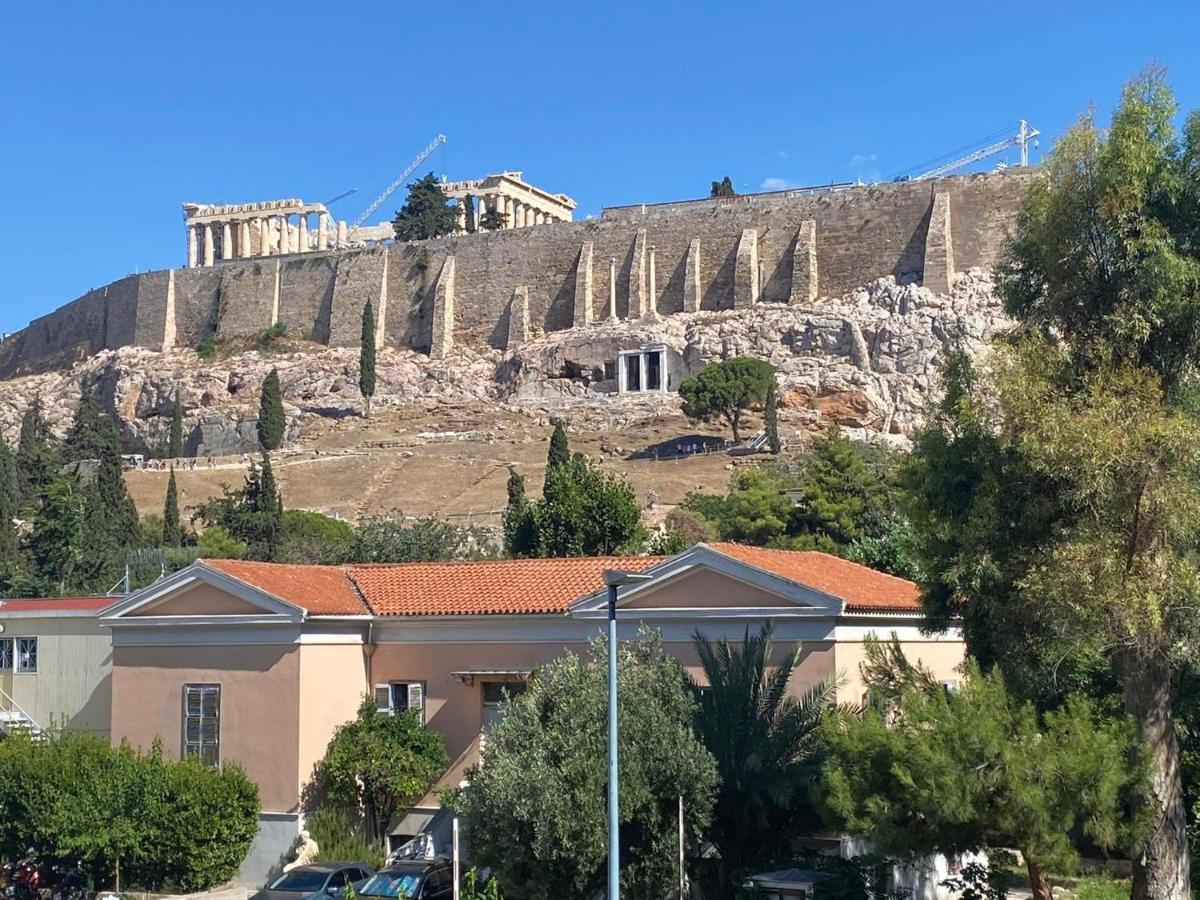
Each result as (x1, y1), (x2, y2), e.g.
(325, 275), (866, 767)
(354, 861), (453, 900)
(254, 862), (375, 900)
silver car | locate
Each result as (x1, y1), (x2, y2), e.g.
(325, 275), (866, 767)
(254, 863), (375, 900)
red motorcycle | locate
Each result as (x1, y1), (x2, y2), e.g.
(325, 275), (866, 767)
(1, 849), (41, 900)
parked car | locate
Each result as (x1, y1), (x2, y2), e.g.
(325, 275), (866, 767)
(254, 863), (375, 900)
(355, 861), (454, 900)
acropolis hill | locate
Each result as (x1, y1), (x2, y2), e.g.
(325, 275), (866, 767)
(0, 170), (1032, 377)
(0, 170), (1031, 523)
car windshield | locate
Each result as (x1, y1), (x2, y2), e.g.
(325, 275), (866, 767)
(268, 871), (329, 892)
(356, 873), (425, 898)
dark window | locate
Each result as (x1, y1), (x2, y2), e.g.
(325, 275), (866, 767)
(603, 361), (617, 381)
(646, 350), (662, 390)
(183, 684), (220, 767)
(15, 637), (36, 673)
(0, 638), (12, 672)
(374, 682), (426, 725)
(625, 355), (641, 392)
(268, 871), (329, 892)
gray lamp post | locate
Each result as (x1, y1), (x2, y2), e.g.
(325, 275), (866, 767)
(602, 569), (653, 900)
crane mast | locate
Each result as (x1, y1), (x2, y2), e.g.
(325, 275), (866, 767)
(912, 120), (1040, 181)
(347, 133), (448, 238)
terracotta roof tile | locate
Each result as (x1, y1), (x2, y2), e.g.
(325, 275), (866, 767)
(203, 559), (368, 615)
(707, 543), (921, 612)
(346, 556), (662, 616)
(0, 597), (112, 615)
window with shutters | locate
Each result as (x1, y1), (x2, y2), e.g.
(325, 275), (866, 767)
(374, 681), (426, 725)
(183, 684), (221, 767)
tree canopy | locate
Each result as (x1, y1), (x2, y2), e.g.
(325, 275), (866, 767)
(192, 454), (283, 560)
(391, 172), (457, 242)
(455, 632), (717, 900)
(679, 357), (774, 441)
(257, 368), (285, 451)
(710, 177), (736, 198)
(359, 302), (377, 417)
(819, 642), (1146, 900)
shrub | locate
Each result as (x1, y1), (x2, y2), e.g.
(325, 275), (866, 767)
(196, 335), (217, 359)
(306, 808), (384, 870)
(0, 732), (258, 892)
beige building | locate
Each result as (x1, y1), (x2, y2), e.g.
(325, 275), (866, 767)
(0, 597), (113, 739)
(100, 543), (962, 883)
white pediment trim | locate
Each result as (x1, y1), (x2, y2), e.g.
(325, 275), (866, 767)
(569, 544), (846, 619)
(99, 561), (306, 628)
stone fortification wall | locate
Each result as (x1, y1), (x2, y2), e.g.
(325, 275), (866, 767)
(0, 170), (1036, 378)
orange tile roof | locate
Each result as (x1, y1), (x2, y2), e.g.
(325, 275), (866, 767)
(0, 597), (113, 615)
(203, 559), (368, 615)
(707, 542), (921, 612)
(345, 556), (662, 616)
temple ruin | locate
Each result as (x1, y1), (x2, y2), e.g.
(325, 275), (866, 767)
(439, 171), (576, 231)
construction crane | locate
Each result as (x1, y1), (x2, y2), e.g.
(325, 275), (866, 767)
(347, 134), (447, 238)
(903, 120), (1040, 181)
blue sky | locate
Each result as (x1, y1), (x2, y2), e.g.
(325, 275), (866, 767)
(2, 0), (1198, 333)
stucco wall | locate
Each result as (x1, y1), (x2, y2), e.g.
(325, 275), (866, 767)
(109, 644), (301, 812)
(296, 643), (367, 795)
(0, 170), (1036, 376)
(834, 635), (965, 704)
(2, 615), (112, 736)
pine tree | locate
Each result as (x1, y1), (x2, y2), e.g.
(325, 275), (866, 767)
(78, 420), (141, 590)
(359, 303), (377, 418)
(547, 421), (570, 469)
(168, 389), (184, 459)
(163, 466), (182, 547)
(0, 441), (24, 584)
(478, 205), (508, 231)
(28, 475), (87, 594)
(764, 378), (781, 454)
(390, 173), (458, 242)
(15, 402), (54, 510)
(257, 368), (285, 451)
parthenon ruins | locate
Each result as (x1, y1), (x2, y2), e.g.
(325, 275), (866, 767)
(183, 172), (577, 268)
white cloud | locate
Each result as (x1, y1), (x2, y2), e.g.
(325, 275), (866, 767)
(759, 177), (801, 191)
(848, 153), (881, 183)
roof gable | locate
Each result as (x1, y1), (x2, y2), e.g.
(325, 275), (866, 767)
(100, 563), (307, 626)
(125, 581), (273, 618)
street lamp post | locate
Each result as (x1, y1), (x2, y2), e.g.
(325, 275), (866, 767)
(603, 569), (652, 900)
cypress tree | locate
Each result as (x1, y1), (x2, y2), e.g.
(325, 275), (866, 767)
(462, 194), (476, 233)
(63, 383), (110, 463)
(15, 401), (54, 510)
(168, 389), (185, 458)
(78, 420), (140, 591)
(257, 368), (286, 451)
(502, 469), (536, 558)
(257, 452), (284, 559)
(359, 303), (377, 418)
(547, 421), (570, 470)
(0, 441), (24, 582)
(764, 378), (781, 454)
(163, 466), (182, 547)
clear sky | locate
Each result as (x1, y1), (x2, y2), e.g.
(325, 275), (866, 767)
(2, 0), (1198, 334)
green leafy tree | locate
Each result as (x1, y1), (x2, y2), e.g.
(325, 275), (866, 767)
(277, 509), (355, 564)
(312, 698), (447, 841)
(27, 475), (86, 592)
(0, 441), (24, 584)
(478, 206), (508, 231)
(168, 389), (185, 458)
(257, 368), (286, 451)
(530, 454), (644, 557)
(819, 647), (1146, 900)
(391, 172), (458, 242)
(764, 377), (781, 454)
(196, 525), (247, 559)
(15, 401), (55, 510)
(193, 454), (283, 560)
(647, 527), (688, 555)
(904, 71), (1200, 898)
(679, 357), (775, 441)
(163, 467), (183, 548)
(683, 467), (793, 546)
(359, 302), (377, 418)
(692, 623), (833, 885)
(710, 177), (736, 198)
(502, 469), (537, 558)
(77, 421), (141, 590)
(455, 631), (718, 900)
(547, 420), (570, 469)
(350, 514), (495, 563)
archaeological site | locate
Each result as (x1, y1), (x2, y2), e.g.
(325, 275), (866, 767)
(0, 167), (1036, 522)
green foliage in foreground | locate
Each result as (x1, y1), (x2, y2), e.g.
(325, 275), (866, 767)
(455, 632), (717, 900)
(306, 807), (385, 870)
(818, 642), (1146, 900)
(0, 731), (258, 892)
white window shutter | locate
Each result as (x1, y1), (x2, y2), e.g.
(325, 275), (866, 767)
(407, 682), (425, 724)
(374, 684), (393, 714)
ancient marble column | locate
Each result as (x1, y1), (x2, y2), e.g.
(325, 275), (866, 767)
(337, 220), (348, 246)
(202, 224), (214, 266)
(222, 222), (233, 260)
(647, 247), (658, 318)
(317, 213), (329, 250)
(511, 201), (522, 228)
(608, 257), (618, 321)
(240, 221), (252, 258)
(455, 202), (466, 233)
(187, 226), (197, 268)
(298, 214), (308, 252)
(259, 218), (270, 257)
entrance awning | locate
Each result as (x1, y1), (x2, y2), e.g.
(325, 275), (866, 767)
(450, 669), (532, 685)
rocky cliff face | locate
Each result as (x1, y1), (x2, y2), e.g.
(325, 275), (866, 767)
(0, 270), (1006, 455)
